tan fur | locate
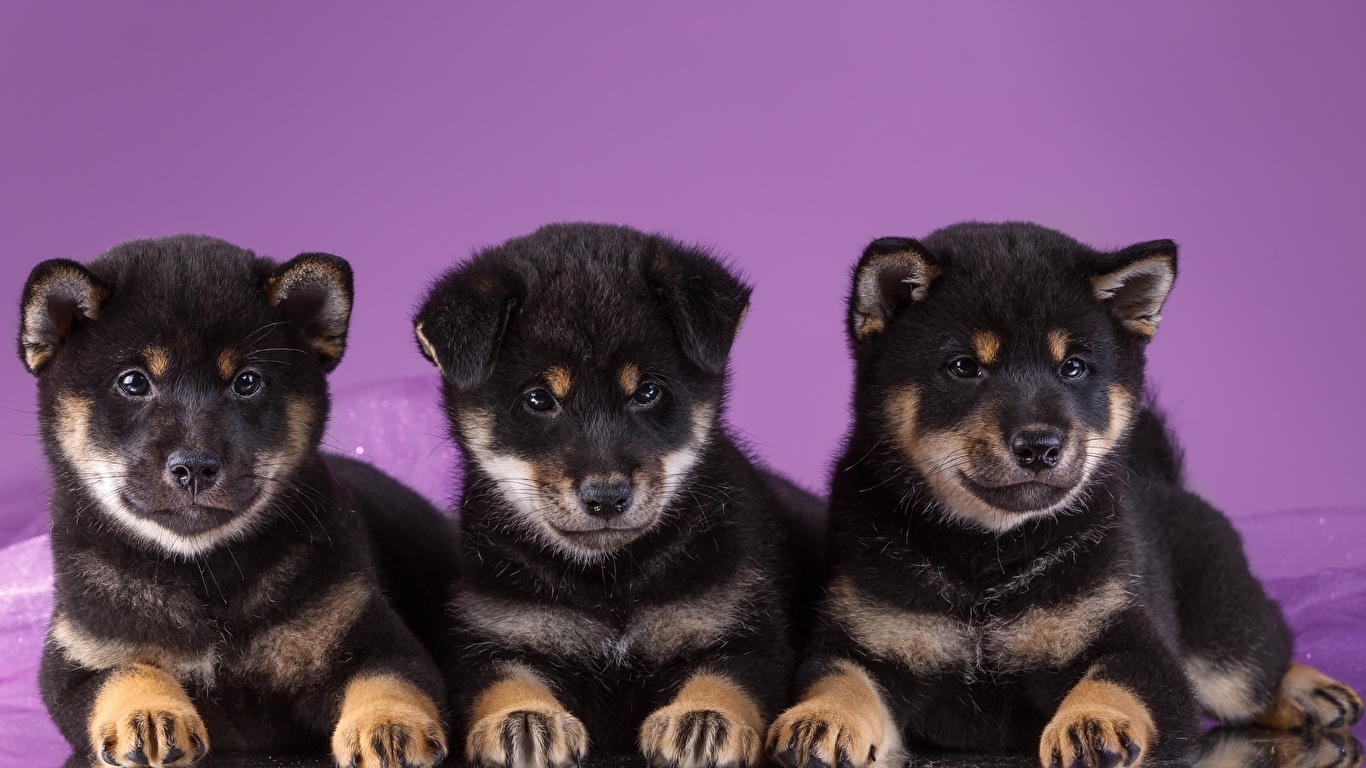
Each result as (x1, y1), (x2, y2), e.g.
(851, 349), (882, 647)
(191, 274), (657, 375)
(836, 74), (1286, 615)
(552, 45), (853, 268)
(641, 671), (764, 768)
(455, 566), (768, 664)
(144, 346), (170, 378)
(466, 664), (587, 768)
(1184, 655), (1263, 723)
(1257, 663), (1364, 731)
(414, 321), (446, 376)
(245, 577), (372, 690)
(51, 614), (217, 688)
(332, 674), (446, 768)
(88, 663), (208, 767)
(766, 660), (902, 768)
(826, 574), (1130, 676)
(619, 362), (641, 395)
(1048, 329), (1070, 363)
(1040, 674), (1155, 768)
(1090, 255), (1174, 337)
(21, 264), (109, 371)
(852, 250), (940, 337)
(546, 366), (572, 399)
(825, 574), (973, 675)
(216, 349), (239, 380)
(987, 578), (1132, 671)
(972, 331), (1001, 365)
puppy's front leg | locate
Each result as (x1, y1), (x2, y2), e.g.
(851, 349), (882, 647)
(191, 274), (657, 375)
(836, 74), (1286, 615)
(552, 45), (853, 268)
(331, 673), (447, 768)
(465, 663), (588, 768)
(641, 670), (766, 768)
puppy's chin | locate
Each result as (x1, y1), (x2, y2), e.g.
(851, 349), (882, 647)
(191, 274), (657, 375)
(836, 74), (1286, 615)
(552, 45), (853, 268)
(536, 504), (665, 559)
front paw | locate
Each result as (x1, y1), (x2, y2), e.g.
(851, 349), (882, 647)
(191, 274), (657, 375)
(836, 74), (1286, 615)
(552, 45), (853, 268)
(641, 705), (762, 768)
(1259, 664), (1365, 732)
(466, 709), (588, 768)
(766, 701), (879, 768)
(331, 674), (447, 768)
(88, 665), (207, 767)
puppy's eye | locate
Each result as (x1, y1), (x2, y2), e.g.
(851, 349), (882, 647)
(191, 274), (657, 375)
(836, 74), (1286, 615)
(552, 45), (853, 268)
(630, 382), (662, 407)
(232, 370), (263, 397)
(1059, 357), (1087, 379)
(947, 357), (982, 379)
(117, 370), (152, 397)
(523, 388), (557, 413)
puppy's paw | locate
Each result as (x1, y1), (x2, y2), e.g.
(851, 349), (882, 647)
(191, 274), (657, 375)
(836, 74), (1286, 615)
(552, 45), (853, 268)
(1196, 728), (1363, 768)
(641, 707), (761, 768)
(766, 663), (895, 768)
(467, 709), (588, 768)
(766, 700), (880, 768)
(1040, 678), (1154, 768)
(466, 665), (587, 768)
(88, 665), (208, 767)
(1258, 664), (1364, 732)
(641, 672), (764, 768)
(331, 674), (447, 768)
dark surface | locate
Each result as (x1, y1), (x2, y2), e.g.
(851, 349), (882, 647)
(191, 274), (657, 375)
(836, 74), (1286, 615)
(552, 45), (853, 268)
(55, 728), (1366, 768)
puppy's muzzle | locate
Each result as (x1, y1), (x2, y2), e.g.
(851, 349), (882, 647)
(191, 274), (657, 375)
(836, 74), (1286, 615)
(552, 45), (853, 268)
(577, 477), (633, 520)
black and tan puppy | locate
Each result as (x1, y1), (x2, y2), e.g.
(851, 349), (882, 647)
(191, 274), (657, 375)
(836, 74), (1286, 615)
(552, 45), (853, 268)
(768, 222), (1362, 768)
(414, 223), (819, 768)
(22, 236), (455, 768)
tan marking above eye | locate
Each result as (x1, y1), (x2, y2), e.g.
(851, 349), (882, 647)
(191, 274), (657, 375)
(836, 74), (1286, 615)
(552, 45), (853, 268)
(217, 349), (240, 380)
(1048, 330), (1070, 363)
(619, 362), (641, 395)
(971, 332), (1000, 365)
(144, 346), (170, 377)
(546, 366), (572, 399)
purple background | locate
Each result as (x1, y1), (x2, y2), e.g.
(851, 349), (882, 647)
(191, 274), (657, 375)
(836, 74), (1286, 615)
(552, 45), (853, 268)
(2, 2), (1364, 516)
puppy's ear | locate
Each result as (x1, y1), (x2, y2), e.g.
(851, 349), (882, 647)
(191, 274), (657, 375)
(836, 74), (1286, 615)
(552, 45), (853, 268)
(18, 259), (111, 374)
(646, 247), (752, 375)
(848, 237), (941, 341)
(414, 264), (521, 390)
(1091, 240), (1177, 339)
(265, 253), (354, 372)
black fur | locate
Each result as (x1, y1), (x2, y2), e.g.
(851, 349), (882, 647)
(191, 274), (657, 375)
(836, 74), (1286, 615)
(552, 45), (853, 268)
(22, 236), (456, 764)
(415, 223), (819, 763)
(785, 222), (1300, 764)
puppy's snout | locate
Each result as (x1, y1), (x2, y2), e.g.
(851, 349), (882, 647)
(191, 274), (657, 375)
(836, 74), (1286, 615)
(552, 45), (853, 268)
(1010, 429), (1064, 470)
(578, 477), (633, 520)
(167, 450), (222, 496)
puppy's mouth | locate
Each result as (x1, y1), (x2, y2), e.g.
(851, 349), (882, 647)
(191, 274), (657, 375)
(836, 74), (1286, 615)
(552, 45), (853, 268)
(548, 523), (652, 550)
(121, 491), (259, 536)
(958, 475), (1073, 513)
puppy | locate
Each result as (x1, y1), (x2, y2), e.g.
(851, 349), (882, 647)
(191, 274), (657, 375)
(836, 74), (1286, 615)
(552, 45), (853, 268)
(767, 223), (1362, 768)
(414, 223), (820, 768)
(22, 236), (454, 768)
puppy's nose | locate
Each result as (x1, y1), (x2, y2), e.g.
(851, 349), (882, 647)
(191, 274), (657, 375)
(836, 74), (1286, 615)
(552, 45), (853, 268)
(167, 450), (222, 496)
(1010, 429), (1064, 469)
(578, 478), (632, 520)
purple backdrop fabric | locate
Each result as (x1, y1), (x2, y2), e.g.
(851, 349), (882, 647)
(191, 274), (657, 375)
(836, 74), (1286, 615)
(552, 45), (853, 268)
(1, 1), (1363, 517)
